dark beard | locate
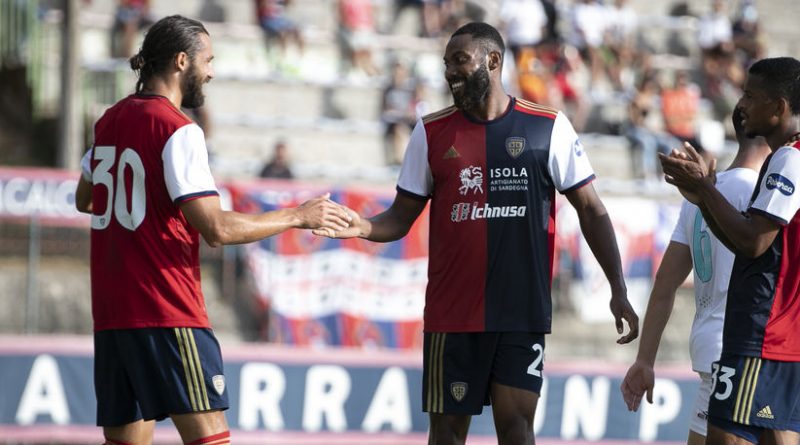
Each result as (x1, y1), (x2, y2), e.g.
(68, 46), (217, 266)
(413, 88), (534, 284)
(181, 64), (205, 109)
(452, 63), (490, 111)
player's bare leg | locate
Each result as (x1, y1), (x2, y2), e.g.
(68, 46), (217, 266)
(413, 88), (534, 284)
(688, 429), (705, 445)
(428, 413), (471, 445)
(706, 424), (753, 445)
(760, 430), (800, 445)
(103, 419), (155, 445)
(490, 382), (538, 445)
(171, 410), (229, 444)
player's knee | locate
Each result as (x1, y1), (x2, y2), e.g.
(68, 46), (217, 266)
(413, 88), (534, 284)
(185, 430), (230, 445)
(494, 415), (534, 445)
(103, 440), (133, 445)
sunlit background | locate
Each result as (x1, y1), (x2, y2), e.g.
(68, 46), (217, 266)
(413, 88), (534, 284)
(1, 0), (798, 443)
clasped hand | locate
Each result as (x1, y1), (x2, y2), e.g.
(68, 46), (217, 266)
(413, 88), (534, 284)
(658, 142), (717, 204)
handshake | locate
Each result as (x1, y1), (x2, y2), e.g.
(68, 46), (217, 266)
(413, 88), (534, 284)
(294, 192), (363, 239)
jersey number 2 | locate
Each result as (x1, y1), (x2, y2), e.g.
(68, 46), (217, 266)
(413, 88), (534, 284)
(527, 343), (544, 377)
(91, 146), (146, 231)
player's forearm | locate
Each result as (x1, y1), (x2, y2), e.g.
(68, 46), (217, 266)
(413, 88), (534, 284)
(204, 208), (302, 247)
(635, 287), (677, 365)
(362, 212), (411, 243)
(579, 211), (626, 293)
(696, 181), (766, 257)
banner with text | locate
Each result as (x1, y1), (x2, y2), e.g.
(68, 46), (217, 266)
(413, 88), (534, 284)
(0, 336), (695, 444)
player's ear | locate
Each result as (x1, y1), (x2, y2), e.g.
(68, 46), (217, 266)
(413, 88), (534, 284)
(487, 50), (501, 72)
(175, 51), (189, 72)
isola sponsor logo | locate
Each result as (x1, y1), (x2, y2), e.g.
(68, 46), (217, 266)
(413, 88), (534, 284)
(450, 202), (527, 222)
(765, 173), (794, 196)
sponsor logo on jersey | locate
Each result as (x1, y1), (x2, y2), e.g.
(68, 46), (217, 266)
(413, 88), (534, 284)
(572, 139), (584, 157)
(756, 405), (774, 419)
(458, 166), (484, 195)
(451, 382), (468, 402)
(443, 146), (461, 159)
(212, 375), (226, 395)
(450, 202), (527, 222)
(505, 137), (526, 158)
(489, 167), (528, 178)
(766, 173), (794, 196)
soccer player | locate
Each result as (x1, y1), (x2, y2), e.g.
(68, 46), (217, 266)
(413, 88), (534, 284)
(74, 15), (351, 445)
(620, 107), (770, 445)
(659, 56), (800, 444)
(316, 22), (639, 445)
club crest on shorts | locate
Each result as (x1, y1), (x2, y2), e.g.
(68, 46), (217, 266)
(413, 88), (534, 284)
(451, 382), (468, 402)
(212, 375), (226, 395)
(505, 137), (526, 159)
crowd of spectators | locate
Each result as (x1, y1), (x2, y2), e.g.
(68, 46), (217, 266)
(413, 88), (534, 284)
(104, 0), (768, 178)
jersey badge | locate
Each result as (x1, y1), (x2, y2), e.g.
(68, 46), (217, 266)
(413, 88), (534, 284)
(212, 375), (226, 395)
(443, 146), (461, 159)
(765, 173), (794, 196)
(505, 137), (526, 159)
(458, 166), (484, 195)
(451, 382), (468, 402)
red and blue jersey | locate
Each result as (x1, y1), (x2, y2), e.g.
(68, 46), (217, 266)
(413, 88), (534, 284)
(724, 140), (800, 361)
(397, 97), (595, 333)
(81, 95), (219, 331)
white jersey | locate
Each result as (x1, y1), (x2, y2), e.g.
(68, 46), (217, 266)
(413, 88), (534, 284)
(670, 168), (759, 372)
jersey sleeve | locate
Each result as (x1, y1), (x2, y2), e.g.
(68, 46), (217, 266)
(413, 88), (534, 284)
(670, 199), (692, 246)
(749, 146), (800, 225)
(396, 119), (432, 200)
(80, 148), (93, 181)
(162, 123), (219, 204)
(547, 112), (595, 193)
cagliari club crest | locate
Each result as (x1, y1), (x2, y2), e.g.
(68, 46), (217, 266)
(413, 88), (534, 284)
(451, 382), (468, 402)
(212, 375), (226, 395)
(505, 137), (526, 159)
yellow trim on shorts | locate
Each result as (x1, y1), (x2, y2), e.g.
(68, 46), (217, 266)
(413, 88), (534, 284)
(733, 357), (761, 425)
(175, 328), (210, 411)
(426, 333), (446, 413)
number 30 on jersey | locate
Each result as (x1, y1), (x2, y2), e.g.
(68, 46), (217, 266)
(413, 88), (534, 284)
(91, 146), (146, 231)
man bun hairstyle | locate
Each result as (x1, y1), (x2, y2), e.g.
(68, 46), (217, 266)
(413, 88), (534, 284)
(748, 57), (800, 115)
(129, 15), (209, 93)
(451, 22), (505, 61)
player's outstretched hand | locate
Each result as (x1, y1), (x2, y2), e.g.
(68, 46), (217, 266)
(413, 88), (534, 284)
(620, 360), (654, 412)
(312, 205), (363, 239)
(658, 142), (714, 195)
(295, 193), (352, 233)
(611, 294), (639, 344)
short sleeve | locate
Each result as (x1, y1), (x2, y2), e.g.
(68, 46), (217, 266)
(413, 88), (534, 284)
(670, 199), (693, 246)
(750, 146), (800, 225)
(80, 148), (93, 181)
(162, 123), (219, 204)
(547, 112), (595, 193)
(396, 119), (432, 200)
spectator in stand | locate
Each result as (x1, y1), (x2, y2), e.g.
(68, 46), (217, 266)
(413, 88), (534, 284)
(624, 74), (675, 181)
(259, 140), (294, 179)
(569, 0), (609, 90)
(732, 0), (763, 68)
(499, 0), (548, 65)
(337, 0), (379, 77)
(254, 0), (305, 71)
(697, 0), (734, 54)
(380, 61), (417, 165)
(661, 70), (701, 150)
(604, 0), (639, 91)
(111, 0), (153, 58)
(549, 43), (591, 132)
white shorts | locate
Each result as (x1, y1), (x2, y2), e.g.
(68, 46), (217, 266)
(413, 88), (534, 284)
(689, 372), (713, 436)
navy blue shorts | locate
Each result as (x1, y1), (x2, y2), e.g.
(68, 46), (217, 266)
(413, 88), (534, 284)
(422, 332), (545, 415)
(94, 328), (229, 427)
(707, 354), (800, 442)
